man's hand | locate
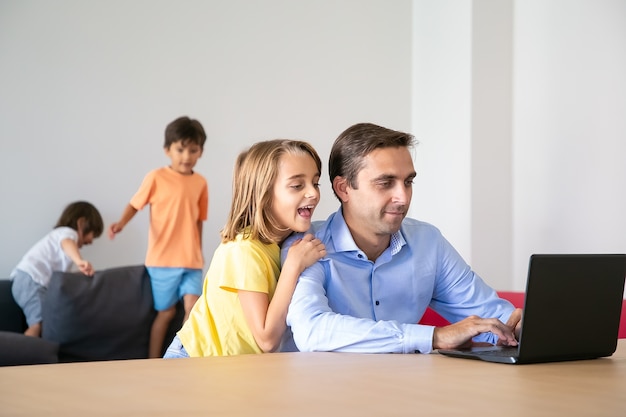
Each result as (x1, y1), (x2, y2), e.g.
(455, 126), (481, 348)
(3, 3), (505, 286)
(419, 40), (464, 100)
(432, 315), (519, 350)
(499, 308), (523, 344)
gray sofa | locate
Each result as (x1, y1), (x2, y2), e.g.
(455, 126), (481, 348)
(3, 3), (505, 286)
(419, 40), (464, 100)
(0, 265), (183, 366)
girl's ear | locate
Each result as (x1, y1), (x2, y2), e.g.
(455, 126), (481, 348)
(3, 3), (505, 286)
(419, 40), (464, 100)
(332, 176), (350, 203)
(76, 217), (86, 232)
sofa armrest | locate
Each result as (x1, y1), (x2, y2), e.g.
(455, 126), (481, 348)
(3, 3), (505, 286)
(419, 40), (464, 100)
(0, 279), (27, 333)
(0, 331), (59, 366)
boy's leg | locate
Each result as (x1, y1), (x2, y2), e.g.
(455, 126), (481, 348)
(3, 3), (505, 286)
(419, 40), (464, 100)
(182, 293), (200, 322)
(146, 267), (183, 359)
(179, 268), (204, 322)
(149, 306), (176, 358)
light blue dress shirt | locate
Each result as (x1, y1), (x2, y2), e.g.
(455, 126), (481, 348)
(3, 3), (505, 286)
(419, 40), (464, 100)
(283, 209), (515, 354)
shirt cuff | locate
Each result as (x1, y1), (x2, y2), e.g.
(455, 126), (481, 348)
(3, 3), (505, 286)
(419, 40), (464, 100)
(401, 323), (435, 354)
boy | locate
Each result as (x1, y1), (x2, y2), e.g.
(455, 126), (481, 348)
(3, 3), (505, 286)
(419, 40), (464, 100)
(109, 116), (209, 358)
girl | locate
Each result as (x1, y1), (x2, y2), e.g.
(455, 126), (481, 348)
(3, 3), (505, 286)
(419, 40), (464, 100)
(11, 201), (104, 337)
(164, 139), (326, 357)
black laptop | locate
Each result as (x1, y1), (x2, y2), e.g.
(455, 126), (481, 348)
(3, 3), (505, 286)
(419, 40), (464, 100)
(438, 254), (626, 364)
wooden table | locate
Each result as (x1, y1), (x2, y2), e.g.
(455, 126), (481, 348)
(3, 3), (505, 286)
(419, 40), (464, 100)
(1, 340), (625, 416)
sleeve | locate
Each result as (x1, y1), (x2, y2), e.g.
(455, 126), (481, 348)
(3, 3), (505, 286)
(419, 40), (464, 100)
(286, 261), (434, 354)
(218, 243), (271, 295)
(54, 227), (78, 244)
(429, 236), (516, 344)
(129, 171), (156, 211)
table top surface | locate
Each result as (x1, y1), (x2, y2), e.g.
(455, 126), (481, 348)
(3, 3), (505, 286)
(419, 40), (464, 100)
(1, 340), (625, 417)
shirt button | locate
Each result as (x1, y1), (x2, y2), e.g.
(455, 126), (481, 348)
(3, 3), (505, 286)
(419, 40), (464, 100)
(375, 301), (380, 306)
(357, 254), (363, 259)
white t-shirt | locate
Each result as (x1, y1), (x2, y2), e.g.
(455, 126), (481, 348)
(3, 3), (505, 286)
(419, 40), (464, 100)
(12, 227), (78, 287)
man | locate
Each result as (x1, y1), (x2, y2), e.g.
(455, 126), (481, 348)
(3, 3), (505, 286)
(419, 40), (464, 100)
(283, 123), (521, 354)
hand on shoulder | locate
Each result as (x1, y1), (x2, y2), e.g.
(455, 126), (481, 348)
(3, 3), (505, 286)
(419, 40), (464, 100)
(285, 233), (326, 272)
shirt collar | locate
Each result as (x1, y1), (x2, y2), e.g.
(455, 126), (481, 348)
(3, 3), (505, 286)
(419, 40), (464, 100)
(389, 230), (405, 256)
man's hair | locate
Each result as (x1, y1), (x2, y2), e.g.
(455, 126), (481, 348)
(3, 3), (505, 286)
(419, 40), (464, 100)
(164, 116), (207, 149)
(55, 201), (104, 238)
(221, 139), (322, 244)
(328, 123), (416, 200)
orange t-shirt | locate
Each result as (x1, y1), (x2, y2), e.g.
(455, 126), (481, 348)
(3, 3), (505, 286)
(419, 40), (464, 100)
(130, 167), (208, 268)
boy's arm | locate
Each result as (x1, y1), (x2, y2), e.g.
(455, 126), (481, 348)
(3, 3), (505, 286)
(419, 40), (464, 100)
(108, 204), (138, 239)
(60, 238), (94, 276)
(196, 220), (203, 247)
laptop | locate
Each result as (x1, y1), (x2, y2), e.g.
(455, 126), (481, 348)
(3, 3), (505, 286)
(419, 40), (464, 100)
(438, 254), (626, 364)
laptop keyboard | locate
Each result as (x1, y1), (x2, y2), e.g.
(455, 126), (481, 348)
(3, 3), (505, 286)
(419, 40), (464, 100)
(475, 347), (519, 357)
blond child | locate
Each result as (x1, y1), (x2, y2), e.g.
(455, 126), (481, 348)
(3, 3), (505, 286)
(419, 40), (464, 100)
(164, 139), (325, 357)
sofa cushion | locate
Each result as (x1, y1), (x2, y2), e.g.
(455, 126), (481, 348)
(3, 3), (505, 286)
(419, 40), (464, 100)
(42, 265), (156, 362)
(0, 331), (59, 366)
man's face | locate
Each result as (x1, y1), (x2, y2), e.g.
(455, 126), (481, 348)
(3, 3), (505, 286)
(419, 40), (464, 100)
(341, 146), (416, 239)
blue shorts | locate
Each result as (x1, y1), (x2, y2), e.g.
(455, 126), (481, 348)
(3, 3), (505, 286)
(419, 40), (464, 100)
(11, 269), (46, 326)
(163, 335), (190, 359)
(146, 267), (203, 311)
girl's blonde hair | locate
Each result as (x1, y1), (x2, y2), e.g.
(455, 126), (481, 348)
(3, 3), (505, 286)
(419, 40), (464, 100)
(221, 139), (322, 244)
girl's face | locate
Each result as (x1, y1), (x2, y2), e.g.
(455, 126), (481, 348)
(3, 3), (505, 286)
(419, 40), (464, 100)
(77, 230), (95, 248)
(270, 152), (321, 242)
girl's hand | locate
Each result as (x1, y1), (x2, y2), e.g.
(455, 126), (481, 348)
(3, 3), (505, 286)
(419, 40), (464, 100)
(286, 233), (326, 272)
(76, 260), (95, 276)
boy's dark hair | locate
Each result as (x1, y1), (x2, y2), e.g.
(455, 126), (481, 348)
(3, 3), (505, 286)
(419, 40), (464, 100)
(164, 116), (207, 149)
(55, 201), (104, 238)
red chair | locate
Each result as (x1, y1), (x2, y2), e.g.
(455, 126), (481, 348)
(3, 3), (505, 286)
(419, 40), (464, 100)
(418, 292), (626, 339)
(496, 291), (525, 308)
(418, 291), (525, 327)
(617, 300), (626, 339)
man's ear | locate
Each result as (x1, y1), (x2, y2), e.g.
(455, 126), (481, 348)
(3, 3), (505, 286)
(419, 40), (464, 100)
(332, 176), (350, 203)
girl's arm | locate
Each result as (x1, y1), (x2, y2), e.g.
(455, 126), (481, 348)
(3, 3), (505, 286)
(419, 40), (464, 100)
(60, 238), (94, 276)
(239, 234), (326, 352)
(108, 204), (138, 239)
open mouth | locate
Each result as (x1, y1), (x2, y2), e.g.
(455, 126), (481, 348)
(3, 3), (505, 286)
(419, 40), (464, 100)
(297, 205), (315, 217)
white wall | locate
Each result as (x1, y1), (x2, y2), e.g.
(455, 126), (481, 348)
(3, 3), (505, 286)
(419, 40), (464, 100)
(2, 1), (625, 295)
(412, 0), (626, 291)
(470, 0), (514, 288)
(0, 0), (412, 277)
(512, 0), (626, 289)
(411, 0), (472, 260)
(412, 0), (513, 288)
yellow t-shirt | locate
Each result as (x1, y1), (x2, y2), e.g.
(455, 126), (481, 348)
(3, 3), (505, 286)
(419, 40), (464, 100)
(130, 167), (208, 268)
(177, 234), (280, 356)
